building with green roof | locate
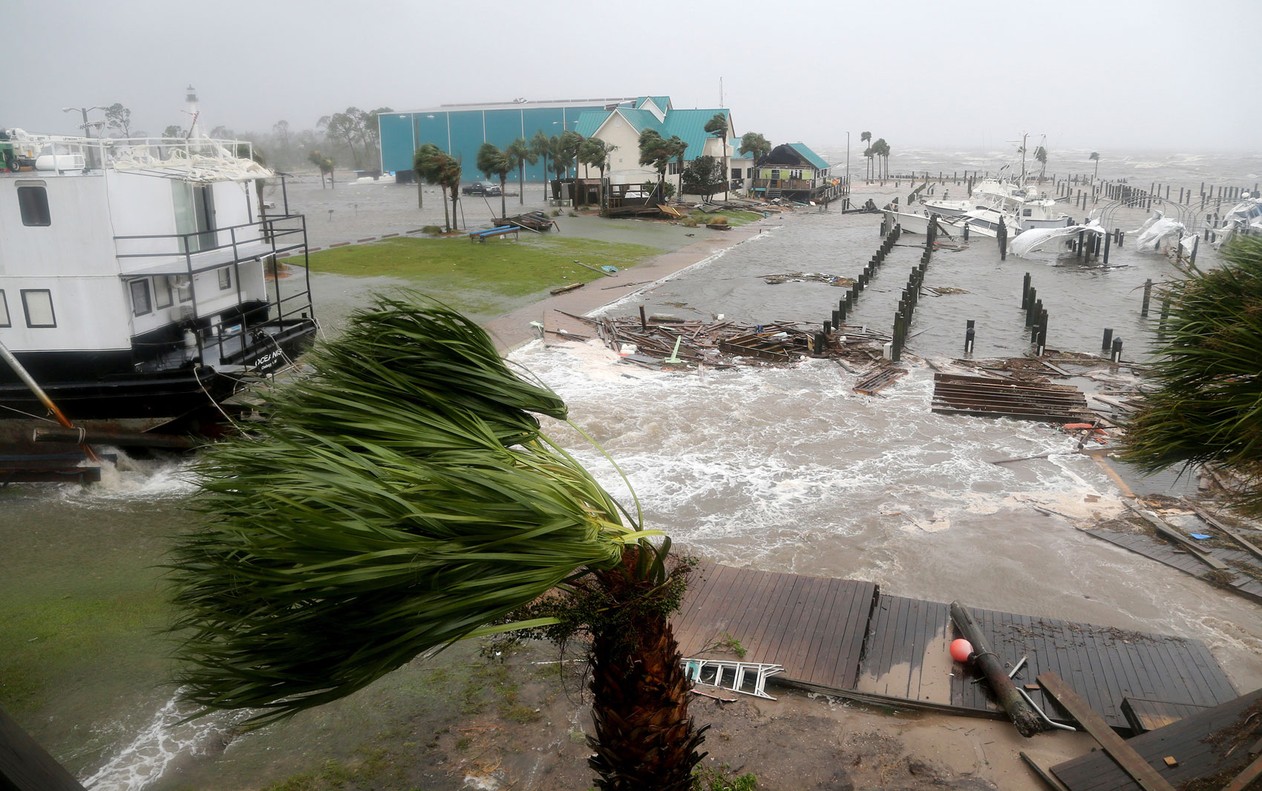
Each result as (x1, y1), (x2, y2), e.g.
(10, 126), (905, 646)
(378, 95), (750, 194)
(750, 142), (840, 203)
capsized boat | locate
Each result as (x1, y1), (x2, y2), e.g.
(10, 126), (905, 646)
(1212, 192), (1262, 247)
(0, 128), (318, 465)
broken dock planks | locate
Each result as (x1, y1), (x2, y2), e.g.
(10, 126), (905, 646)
(931, 372), (1095, 423)
(853, 364), (907, 395)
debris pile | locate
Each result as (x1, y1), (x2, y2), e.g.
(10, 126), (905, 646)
(553, 312), (891, 369)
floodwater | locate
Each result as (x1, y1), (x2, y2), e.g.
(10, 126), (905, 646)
(2, 148), (1261, 790)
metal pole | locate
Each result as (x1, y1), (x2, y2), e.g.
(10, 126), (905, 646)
(0, 338), (99, 462)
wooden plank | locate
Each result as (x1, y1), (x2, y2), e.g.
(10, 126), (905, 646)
(1188, 503), (1262, 561)
(1223, 753), (1262, 791)
(1038, 672), (1176, 791)
(1126, 505), (1229, 570)
(0, 705), (87, 790)
(1020, 751), (1073, 791)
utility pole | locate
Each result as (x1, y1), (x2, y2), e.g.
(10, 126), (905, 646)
(61, 105), (103, 169)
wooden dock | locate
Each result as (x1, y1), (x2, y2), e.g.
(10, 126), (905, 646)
(1083, 526), (1262, 605)
(673, 563), (1238, 731)
(1049, 687), (1262, 790)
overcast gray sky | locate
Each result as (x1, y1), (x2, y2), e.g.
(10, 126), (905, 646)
(9, 0), (1259, 154)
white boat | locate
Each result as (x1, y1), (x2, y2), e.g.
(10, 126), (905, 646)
(940, 207), (1014, 239)
(882, 208), (954, 236)
(969, 179), (1072, 231)
(0, 128), (317, 466)
(1213, 192), (1262, 247)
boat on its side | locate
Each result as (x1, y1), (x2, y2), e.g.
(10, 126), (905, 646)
(0, 128), (318, 468)
(940, 207), (1013, 239)
(1213, 193), (1262, 247)
(882, 208), (955, 237)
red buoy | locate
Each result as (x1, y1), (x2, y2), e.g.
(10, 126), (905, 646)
(950, 638), (974, 663)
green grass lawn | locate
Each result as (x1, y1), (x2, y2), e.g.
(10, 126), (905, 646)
(295, 235), (660, 316)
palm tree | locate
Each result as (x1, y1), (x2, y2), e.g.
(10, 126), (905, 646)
(414, 144), (448, 230)
(872, 138), (890, 180)
(1121, 236), (1262, 515)
(578, 137), (616, 211)
(1034, 145), (1048, 182)
(506, 138), (535, 207)
(530, 131), (552, 202)
(637, 129), (672, 202)
(476, 142), (511, 219)
(739, 132), (771, 163)
(169, 296), (707, 790)
(860, 131), (871, 180)
(669, 135), (688, 200)
(439, 156), (462, 230)
(704, 112), (730, 201)
(307, 149), (335, 189)
(1089, 151), (1100, 183)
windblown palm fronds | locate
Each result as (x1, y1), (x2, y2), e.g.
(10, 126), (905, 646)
(1122, 235), (1262, 513)
(169, 295), (653, 724)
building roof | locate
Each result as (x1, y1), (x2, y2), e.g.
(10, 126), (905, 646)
(568, 100), (740, 163)
(786, 142), (831, 172)
(661, 108), (733, 160)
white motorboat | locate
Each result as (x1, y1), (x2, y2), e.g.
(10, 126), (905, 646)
(940, 207), (1014, 239)
(1213, 192), (1262, 247)
(882, 208), (954, 236)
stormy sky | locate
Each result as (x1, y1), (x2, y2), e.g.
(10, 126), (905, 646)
(9, 0), (1259, 155)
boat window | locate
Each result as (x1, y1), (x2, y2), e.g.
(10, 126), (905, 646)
(21, 289), (56, 328)
(169, 275), (192, 303)
(0, 290), (9, 327)
(154, 276), (173, 309)
(217, 267), (232, 291)
(17, 184), (51, 226)
(130, 279), (152, 316)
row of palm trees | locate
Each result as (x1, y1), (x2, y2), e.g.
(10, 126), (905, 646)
(414, 112), (748, 225)
(859, 131), (891, 181)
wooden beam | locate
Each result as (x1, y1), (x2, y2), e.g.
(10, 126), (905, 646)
(1019, 751), (1072, 791)
(1222, 752), (1262, 791)
(1037, 672), (1176, 791)
(0, 705), (86, 790)
(1126, 505), (1229, 570)
(1186, 502), (1262, 562)
(950, 601), (1044, 737)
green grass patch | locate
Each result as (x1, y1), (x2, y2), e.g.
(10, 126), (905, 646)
(294, 235), (660, 317)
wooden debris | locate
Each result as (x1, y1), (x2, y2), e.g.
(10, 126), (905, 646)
(1124, 504), (1229, 570)
(853, 364), (907, 395)
(931, 373), (1095, 423)
(549, 282), (584, 296)
(1038, 672), (1177, 791)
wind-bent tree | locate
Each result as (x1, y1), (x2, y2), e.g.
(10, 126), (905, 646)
(506, 138), (535, 206)
(414, 144), (454, 229)
(1121, 236), (1262, 516)
(669, 136), (688, 199)
(860, 131), (872, 180)
(553, 130), (584, 204)
(1089, 151), (1100, 183)
(476, 142), (511, 219)
(104, 103), (133, 138)
(578, 137), (616, 211)
(439, 155), (462, 230)
(307, 149), (335, 189)
(169, 296), (707, 791)
(530, 131), (552, 202)
(1034, 145), (1048, 182)
(739, 131), (771, 163)
(704, 113), (730, 201)
(637, 129), (672, 201)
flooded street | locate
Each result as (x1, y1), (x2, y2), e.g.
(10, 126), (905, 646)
(3, 148), (1260, 789)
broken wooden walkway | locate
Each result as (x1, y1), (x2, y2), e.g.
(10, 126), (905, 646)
(672, 562), (1238, 732)
(931, 372), (1095, 423)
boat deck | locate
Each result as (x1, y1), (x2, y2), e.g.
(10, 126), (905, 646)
(673, 562), (1238, 731)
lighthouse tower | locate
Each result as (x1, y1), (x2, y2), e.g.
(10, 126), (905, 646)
(185, 84), (202, 138)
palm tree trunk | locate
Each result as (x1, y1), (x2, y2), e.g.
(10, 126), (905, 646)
(440, 186), (450, 231)
(587, 550), (705, 791)
(518, 163), (525, 206)
(500, 175), (507, 220)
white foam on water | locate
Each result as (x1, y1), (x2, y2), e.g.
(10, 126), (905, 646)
(81, 692), (248, 790)
(55, 453), (197, 504)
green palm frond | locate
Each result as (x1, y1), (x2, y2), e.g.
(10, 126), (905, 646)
(1122, 235), (1262, 512)
(170, 294), (648, 725)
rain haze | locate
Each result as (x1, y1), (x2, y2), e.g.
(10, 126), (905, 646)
(8, 0), (1260, 156)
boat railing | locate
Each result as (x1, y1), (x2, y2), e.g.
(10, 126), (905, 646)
(2, 133), (262, 177)
(115, 214), (315, 371)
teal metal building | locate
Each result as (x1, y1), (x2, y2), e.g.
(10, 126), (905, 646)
(378, 97), (640, 181)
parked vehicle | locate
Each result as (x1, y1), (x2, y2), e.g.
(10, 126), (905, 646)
(461, 181), (501, 196)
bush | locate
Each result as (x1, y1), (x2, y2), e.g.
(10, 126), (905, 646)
(421, 225), (444, 236)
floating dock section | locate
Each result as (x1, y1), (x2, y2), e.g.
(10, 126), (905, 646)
(672, 562), (1238, 732)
